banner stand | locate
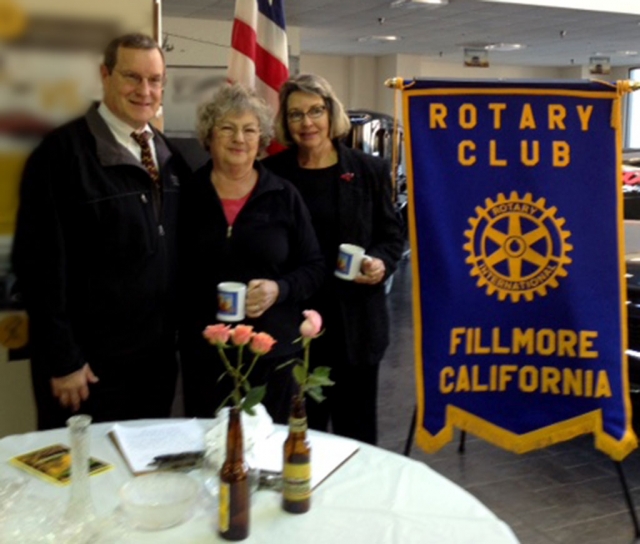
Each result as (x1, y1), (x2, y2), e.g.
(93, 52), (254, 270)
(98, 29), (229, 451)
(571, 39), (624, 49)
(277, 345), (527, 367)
(391, 77), (640, 537)
(615, 461), (640, 537)
(403, 406), (416, 457)
(403, 406), (640, 536)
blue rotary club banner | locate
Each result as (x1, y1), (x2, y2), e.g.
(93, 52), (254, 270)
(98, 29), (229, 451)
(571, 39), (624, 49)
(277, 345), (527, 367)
(399, 78), (637, 460)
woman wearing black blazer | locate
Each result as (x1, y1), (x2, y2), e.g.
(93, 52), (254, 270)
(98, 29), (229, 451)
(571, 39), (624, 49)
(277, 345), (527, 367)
(263, 74), (403, 444)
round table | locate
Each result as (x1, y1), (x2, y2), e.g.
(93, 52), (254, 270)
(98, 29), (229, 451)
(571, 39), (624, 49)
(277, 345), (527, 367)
(0, 420), (519, 543)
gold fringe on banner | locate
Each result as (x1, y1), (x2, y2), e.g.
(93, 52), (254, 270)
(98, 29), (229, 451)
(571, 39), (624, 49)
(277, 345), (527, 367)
(415, 406), (638, 461)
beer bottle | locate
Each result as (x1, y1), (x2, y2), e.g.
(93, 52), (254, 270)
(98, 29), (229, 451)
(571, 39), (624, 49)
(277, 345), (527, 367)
(219, 407), (249, 540)
(282, 396), (311, 513)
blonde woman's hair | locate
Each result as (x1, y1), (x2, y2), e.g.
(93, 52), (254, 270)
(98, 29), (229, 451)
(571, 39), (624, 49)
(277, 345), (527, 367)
(274, 73), (351, 146)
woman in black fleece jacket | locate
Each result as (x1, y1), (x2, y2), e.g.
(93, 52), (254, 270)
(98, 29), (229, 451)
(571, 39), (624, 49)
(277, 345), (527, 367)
(179, 84), (324, 423)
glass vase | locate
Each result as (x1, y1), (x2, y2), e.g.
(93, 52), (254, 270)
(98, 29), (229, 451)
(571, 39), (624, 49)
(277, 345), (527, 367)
(59, 414), (98, 542)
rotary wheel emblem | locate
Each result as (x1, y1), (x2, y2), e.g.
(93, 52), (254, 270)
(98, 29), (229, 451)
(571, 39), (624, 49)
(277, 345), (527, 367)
(463, 192), (573, 302)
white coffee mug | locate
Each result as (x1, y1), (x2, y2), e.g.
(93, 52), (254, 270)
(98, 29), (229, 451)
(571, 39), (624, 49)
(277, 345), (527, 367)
(334, 244), (371, 281)
(216, 282), (247, 322)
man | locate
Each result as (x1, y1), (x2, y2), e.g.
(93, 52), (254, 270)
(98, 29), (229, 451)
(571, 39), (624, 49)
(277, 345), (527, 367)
(12, 33), (188, 429)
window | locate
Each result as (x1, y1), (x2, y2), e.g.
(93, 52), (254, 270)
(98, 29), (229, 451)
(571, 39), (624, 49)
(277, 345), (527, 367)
(626, 68), (640, 150)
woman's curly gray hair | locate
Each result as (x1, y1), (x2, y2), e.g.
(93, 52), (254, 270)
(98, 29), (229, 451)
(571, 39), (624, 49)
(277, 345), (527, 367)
(196, 83), (274, 152)
(274, 73), (351, 147)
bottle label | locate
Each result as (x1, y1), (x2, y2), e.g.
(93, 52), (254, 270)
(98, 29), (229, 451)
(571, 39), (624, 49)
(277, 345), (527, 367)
(283, 462), (311, 501)
(288, 417), (307, 434)
(219, 482), (230, 532)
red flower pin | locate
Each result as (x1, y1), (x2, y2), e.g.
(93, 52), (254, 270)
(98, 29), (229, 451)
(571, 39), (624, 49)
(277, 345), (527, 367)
(340, 172), (354, 182)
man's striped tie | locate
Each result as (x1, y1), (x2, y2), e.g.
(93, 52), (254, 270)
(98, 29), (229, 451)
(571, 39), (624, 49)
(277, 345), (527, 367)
(131, 131), (160, 184)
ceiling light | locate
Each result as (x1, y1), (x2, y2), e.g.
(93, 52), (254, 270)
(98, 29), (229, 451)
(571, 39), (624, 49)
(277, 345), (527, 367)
(390, 0), (449, 8)
(595, 50), (638, 57)
(458, 42), (525, 52)
(357, 35), (402, 43)
(485, 43), (526, 51)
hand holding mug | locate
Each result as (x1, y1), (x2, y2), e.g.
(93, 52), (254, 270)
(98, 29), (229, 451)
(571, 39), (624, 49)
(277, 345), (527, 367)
(354, 256), (386, 285)
(335, 243), (372, 281)
(246, 279), (279, 318)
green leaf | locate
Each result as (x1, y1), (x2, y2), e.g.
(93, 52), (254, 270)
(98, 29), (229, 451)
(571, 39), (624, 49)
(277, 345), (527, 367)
(275, 358), (300, 371)
(242, 385), (266, 414)
(242, 404), (256, 416)
(292, 364), (307, 385)
(307, 374), (335, 387)
(313, 366), (333, 378)
(307, 386), (326, 403)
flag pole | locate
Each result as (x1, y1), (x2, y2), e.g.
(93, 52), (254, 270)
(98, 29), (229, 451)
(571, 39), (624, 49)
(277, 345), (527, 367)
(386, 78), (640, 91)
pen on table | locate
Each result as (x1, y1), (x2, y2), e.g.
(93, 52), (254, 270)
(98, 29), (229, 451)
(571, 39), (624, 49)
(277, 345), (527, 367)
(148, 450), (205, 467)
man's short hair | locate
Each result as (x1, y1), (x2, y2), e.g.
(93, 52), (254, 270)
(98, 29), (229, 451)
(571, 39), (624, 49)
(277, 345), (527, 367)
(102, 33), (164, 74)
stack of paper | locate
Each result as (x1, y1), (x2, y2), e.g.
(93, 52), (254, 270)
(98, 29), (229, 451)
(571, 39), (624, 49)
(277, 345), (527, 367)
(110, 419), (359, 489)
(110, 419), (205, 474)
(255, 429), (359, 489)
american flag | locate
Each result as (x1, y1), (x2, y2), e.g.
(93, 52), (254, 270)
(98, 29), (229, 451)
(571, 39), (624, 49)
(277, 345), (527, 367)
(228, 0), (289, 116)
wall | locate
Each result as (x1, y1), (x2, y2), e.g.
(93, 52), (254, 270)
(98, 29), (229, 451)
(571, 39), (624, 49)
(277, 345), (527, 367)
(0, 310), (34, 437)
(162, 15), (636, 120)
(161, 16), (301, 132)
(163, 16), (301, 67)
(300, 53), (632, 116)
(0, 0), (157, 438)
(299, 55), (350, 106)
(19, 0), (156, 34)
(298, 55), (378, 112)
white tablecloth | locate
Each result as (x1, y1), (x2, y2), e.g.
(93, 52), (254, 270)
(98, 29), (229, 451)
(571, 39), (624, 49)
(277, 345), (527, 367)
(0, 420), (519, 543)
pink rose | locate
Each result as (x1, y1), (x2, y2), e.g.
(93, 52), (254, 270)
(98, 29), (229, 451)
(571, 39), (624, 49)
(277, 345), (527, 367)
(230, 324), (254, 346)
(203, 324), (231, 346)
(300, 309), (322, 338)
(249, 332), (277, 355)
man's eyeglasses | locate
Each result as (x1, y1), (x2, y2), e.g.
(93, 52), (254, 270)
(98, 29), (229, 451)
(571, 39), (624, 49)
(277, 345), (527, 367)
(286, 105), (327, 123)
(116, 70), (165, 90)
(215, 124), (260, 141)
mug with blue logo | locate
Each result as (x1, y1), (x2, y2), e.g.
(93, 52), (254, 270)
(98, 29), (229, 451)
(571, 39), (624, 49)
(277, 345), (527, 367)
(216, 282), (247, 322)
(335, 244), (370, 281)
